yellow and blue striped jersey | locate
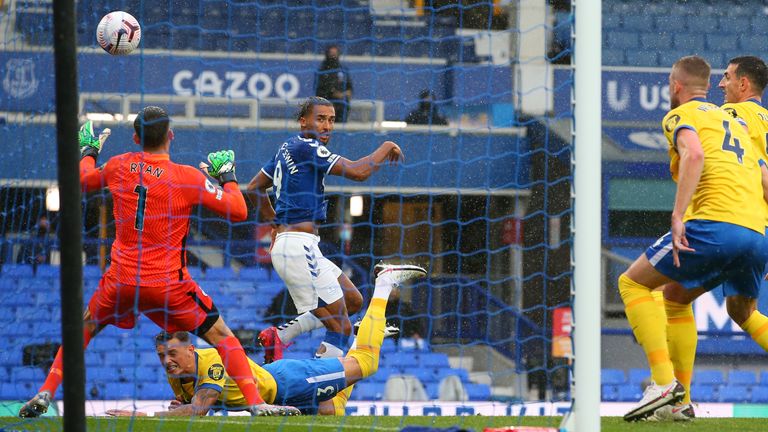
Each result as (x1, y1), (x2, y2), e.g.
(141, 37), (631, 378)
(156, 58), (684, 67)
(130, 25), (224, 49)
(721, 98), (768, 227)
(662, 98), (765, 233)
(167, 348), (277, 408)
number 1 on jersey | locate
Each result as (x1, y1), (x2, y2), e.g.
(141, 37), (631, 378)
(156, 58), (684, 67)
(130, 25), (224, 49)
(721, 120), (744, 164)
(133, 184), (147, 231)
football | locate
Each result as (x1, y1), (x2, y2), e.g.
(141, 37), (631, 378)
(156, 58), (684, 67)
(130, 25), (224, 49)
(96, 11), (141, 55)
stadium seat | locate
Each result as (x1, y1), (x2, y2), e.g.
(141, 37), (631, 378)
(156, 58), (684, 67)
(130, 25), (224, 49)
(690, 385), (717, 403)
(435, 368), (470, 383)
(655, 16), (687, 32)
(186, 266), (204, 280)
(600, 369), (626, 386)
(105, 351), (141, 366)
(371, 367), (395, 383)
(411, 368), (438, 384)
(617, 385), (642, 402)
(728, 370), (757, 386)
(751, 386), (768, 403)
(239, 266), (272, 281)
(602, 49), (625, 66)
(621, 14), (653, 31)
(464, 383), (491, 401)
(605, 32), (638, 49)
(102, 382), (137, 399)
(425, 382), (440, 400)
(2, 265), (34, 278)
(83, 265), (102, 279)
(694, 370), (724, 386)
(718, 385), (750, 403)
(140, 382), (172, 400)
(419, 353), (450, 369)
(351, 382), (384, 401)
(0, 382), (25, 400)
(639, 33), (671, 51)
(205, 267), (237, 281)
(601, 385), (619, 402)
(625, 50), (659, 67)
(34, 264), (59, 279)
(88, 366), (113, 382)
(13, 367), (45, 383)
(603, 14), (621, 30)
(627, 368), (649, 386)
(672, 33), (705, 51)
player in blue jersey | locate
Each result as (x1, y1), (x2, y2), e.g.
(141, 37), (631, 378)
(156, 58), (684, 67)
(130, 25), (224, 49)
(247, 96), (408, 362)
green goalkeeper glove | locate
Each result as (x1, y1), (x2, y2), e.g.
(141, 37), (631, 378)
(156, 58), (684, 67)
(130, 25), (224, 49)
(200, 150), (237, 185)
(78, 120), (111, 161)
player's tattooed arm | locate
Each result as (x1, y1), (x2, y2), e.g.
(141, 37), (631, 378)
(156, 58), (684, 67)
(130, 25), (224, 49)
(155, 388), (221, 417)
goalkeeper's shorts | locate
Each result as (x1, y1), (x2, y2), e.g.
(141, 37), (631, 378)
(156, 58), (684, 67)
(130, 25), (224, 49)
(271, 231), (344, 314)
(645, 220), (767, 298)
(88, 270), (220, 335)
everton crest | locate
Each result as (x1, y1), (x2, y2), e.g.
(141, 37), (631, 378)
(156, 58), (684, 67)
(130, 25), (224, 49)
(3, 59), (39, 99)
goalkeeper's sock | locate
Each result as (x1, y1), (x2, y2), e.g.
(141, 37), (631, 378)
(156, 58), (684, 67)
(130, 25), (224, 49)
(277, 312), (324, 344)
(331, 385), (354, 416)
(347, 297), (387, 379)
(373, 273), (395, 300)
(39, 327), (95, 397)
(665, 299), (696, 404)
(742, 310), (768, 352)
(215, 336), (263, 405)
(619, 274), (674, 386)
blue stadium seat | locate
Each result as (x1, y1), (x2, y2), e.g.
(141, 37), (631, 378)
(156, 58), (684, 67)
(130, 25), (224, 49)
(694, 370), (724, 386)
(601, 385), (619, 402)
(655, 16), (686, 32)
(2, 265), (34, 278)
(690, 385), (716, 402)
(186, 266), (204, 280)
(0, 382), (25, 400)
(83, 265), (102, 279)
(13, 367), (45, 383)
(140, 382), (171, 400)
(673, 33), (705, 51)
(435, 368), (469, 383)
(625, 50), (658, 67)
(411, 368), (438, 384)
(102, 382), (137, 399)
(420, 353), (450, 369)
(718, 385), (750, 403)
(620, 14), (653, 31)
(239, 266), (272, 281)
(85, 351), (103, 367)
(603, 14), (621, 30)
(88, 366), (113, 382)
(658, 50), (692, 68)
(601, 369), (626, 386)
(728, 370), (757, 386)
(105, 351), (141, 366)
(705, 34), (733, 51)
(627, 368), (649, 385)
(465, 383), (491, 401)
(741, 34), (768, 52)
(639, 33), (672, 51)
(750, 17), (768, 36)
(380, 339), (397, 354)
(617, 385), (642, 402)
(35, 264), (59, 278)
(602, 49), (624, 66)
(751, 386), (768, 403)
(351, 382), (383, 401)
(696, 16), (720, 31)
(205, 267), (237, 281)
(371, 367), (395, 383)
(605, 32), (638, 49)
(425, 382), (440, 400)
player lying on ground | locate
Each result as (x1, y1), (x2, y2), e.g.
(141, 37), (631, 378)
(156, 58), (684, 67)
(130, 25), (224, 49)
(106, 264), (426, 416)
(247, 96), (405, 362)
(19, 107), (297, 418)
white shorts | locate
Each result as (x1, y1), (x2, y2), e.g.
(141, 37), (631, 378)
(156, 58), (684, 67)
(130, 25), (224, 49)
(270, 232), (343, 314)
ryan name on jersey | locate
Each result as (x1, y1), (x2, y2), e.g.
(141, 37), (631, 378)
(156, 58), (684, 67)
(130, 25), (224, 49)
(130, 161), (164, 179)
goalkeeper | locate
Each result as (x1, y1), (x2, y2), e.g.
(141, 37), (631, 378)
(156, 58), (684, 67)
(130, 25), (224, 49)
(105, 264), (426, 416)
(20, 106), (298, 418)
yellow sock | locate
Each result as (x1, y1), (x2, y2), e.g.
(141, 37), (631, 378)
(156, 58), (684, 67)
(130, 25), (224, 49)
(619, 274), (674, 386)
(742, 310), (768, 352)
(347, 297), (387, 378)
(665, 299), (696, 404)
(330, 385), (354, 415)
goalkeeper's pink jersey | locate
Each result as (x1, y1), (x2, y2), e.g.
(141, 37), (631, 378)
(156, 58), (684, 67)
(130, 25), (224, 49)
(80, 152), (247, 286)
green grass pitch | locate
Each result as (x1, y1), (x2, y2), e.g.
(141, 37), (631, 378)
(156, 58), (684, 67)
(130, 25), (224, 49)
(2, 416), (768, 431)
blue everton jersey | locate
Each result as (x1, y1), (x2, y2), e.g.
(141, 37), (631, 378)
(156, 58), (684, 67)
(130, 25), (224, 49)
(260, 135), (341, 224)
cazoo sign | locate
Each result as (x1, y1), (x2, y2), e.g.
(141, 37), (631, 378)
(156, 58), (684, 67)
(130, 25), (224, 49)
(172, 70), (301, 99)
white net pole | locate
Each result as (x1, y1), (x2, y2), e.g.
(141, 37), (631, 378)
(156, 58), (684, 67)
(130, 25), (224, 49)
(573, 0), (602, 430)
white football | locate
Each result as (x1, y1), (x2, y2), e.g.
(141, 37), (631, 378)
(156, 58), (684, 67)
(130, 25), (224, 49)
(96, 11), (141, 55)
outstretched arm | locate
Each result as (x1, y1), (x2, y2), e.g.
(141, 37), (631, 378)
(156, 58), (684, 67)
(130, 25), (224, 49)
(246, 170), (276, 224)
(329, 141), (402, 181)
(184, 167), (248, 222)
(106, 388), (220, 417)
